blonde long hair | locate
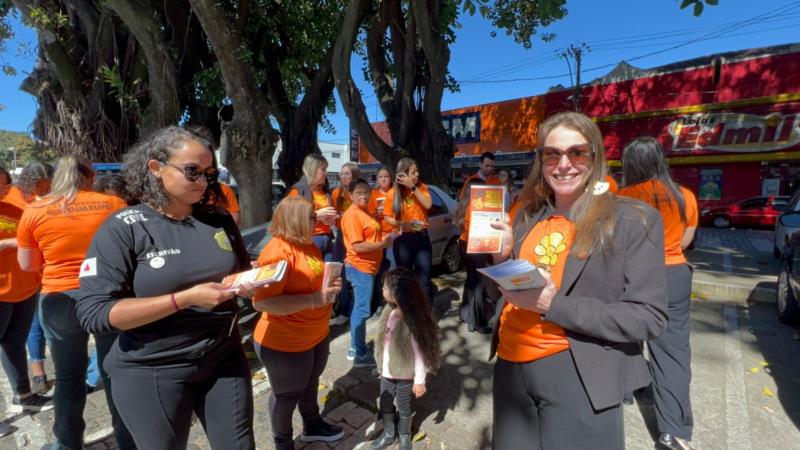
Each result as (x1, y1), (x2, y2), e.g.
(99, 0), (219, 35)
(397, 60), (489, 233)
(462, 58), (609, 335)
(519, 112), (615, 257)
(302, 154), (328, 189)
(41, 155), (94, 214)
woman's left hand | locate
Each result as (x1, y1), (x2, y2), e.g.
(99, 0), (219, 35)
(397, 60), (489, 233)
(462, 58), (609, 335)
(499, 269), (557, 314)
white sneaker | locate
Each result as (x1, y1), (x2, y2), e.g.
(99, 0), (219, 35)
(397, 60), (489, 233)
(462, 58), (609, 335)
(329, 315), (349, 326)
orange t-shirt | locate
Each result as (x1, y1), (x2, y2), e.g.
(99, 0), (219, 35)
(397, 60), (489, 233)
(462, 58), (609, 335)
(459, 173), (501, 199)
(253, 237), (331, 352)
(617, 181), (698, 266)
(497, 215), (574, 363)
(605, 175), (619, 193)
(16, 191), (127, 293)
(219, 183), (240, 214)
(383, 183), (432, 230)
(341, 204), (383, 275)
(1, 186), (40, 302)
(288, 187), (332, 236)
(367, 188), (394, 235)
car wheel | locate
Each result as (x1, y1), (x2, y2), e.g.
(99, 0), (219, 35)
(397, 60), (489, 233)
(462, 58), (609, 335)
(774, 246), (782, 259)
(713, 216), (731, 228)
(440, 239), (463, 274)
(776, 269), (800, 325)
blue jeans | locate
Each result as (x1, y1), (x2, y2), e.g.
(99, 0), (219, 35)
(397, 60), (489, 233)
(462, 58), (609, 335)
(333, 229), (353, 317)
(346, 265), (375, 359)
(27, 298), (46, 362)
(86, 351), (100, 387)
(39, 291), (134, 450)
(393, 231), (433, 302)
(312, 234), (334, 262)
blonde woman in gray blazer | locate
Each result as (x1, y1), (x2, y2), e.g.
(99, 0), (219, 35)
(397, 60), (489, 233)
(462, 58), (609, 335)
(489, 112), (669, 450)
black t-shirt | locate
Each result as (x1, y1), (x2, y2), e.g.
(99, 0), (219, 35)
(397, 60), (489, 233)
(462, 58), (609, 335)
(76, 204), (250, 365)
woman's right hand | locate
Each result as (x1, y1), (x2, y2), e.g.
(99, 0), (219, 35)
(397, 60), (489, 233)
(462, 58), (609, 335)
(178, 282), (236, 309)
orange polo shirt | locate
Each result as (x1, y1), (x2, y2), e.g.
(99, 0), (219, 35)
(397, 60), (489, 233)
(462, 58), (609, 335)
(605, 175), (619, 193)
(288, 187), (332, 236)
(341, 204), (383, 275)
(383, 183), (431, 230)
(497, 215), (574, 363)
(618, 181), (698, 266)
(218, 183), (240, 214)
(367, 187), (394, 235)
(253, 237), (331, 352)
(16, 191), (126, 294)
(1, 186), (40, 302)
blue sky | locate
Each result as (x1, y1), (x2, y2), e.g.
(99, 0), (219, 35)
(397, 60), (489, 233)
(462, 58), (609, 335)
(2, 0), (799, 144)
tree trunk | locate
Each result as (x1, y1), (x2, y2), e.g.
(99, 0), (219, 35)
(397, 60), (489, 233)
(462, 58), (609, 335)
(189, 0), (278, 227)
(106, 0), (181, 133)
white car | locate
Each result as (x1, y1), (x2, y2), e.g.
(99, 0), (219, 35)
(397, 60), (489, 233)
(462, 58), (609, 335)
(773, 190), (800, 258)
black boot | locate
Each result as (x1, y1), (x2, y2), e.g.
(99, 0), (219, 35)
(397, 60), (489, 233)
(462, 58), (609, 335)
(371, 412), (396, 449)
(273, 436), (295, 450)
(398, 414), (412, 450)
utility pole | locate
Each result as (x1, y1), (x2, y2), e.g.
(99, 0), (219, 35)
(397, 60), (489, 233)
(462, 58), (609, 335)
(6, 146), (17, 171)
(560, 43), (591, 112)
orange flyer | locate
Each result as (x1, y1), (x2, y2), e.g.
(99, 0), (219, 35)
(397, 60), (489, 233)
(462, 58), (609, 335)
(221, 260), (287, 292)
(466, 185), (506, 254)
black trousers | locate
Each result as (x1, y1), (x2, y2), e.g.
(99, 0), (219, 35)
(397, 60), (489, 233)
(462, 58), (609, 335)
(257, 337), (330, 441)
(379, 377), (413, 417)
(108, 340), (255, 450)
(493, 351), (624, 450)
(393, 231), (433, 302)
(0, 293), (36, 394)
(648, 263), (694, 440)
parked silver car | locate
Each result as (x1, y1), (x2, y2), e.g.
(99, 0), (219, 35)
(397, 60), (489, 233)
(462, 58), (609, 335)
(241, 184), (463, 273)
(773, 190), (800, 258)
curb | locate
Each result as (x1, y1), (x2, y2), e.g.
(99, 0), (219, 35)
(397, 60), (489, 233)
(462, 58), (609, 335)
(691, 277), (776, 304)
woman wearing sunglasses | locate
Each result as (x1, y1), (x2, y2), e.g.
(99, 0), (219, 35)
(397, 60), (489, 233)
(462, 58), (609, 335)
(489, 112), (668, 450)
(75, 127), (257, 450)
(16, 156), (133, 449)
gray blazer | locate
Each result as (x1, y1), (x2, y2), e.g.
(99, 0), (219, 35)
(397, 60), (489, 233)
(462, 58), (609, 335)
(489, 198), (669, 411)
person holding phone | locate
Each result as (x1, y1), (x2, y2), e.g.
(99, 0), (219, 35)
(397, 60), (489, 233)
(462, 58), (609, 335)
(287, 155), (338, 261)
(489, 112), (668, 450)
(383, 158), (434, 303)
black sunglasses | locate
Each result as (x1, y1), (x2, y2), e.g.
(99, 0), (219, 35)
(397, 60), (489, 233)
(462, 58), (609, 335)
(160, 162), (219, 183)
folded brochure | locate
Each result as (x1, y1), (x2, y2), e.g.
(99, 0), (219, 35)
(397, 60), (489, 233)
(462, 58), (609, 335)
(466, 185), (506, 253)
(322, 262), (343, 288)
(221, 260), (287, 292)
(477, 259), (546, 290)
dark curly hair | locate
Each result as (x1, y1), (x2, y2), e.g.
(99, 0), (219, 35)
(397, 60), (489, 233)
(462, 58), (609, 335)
(382, 267), (441, 373)
(94, 173), (133, 203)
(18, 161), (54, 197)
(123, 126), (225, 210)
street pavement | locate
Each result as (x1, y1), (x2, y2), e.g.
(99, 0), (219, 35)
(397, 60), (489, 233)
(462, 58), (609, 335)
(2, 228), (799, 450)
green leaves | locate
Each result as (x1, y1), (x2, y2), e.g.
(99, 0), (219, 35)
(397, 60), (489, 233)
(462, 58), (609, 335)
(679, 0), (719, 17)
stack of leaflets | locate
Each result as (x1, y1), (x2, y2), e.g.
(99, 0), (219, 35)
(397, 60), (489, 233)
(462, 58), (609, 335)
(221, 260), (287, 292)
(322, 262), (343, 288)
(477, 259), (546, 291)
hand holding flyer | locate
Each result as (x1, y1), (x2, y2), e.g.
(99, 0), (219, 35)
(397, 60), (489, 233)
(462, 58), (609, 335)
(322, 262), (343, 288)
(467, 185), (506, 253)
(477, 259), (547, 291)
(221, 260), (287, 293)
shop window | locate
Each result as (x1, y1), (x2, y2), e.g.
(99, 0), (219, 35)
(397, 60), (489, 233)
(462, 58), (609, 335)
(740, 197), (767, 209)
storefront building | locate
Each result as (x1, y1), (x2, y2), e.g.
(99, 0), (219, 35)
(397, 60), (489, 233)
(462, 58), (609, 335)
(357, 44), (800, 207)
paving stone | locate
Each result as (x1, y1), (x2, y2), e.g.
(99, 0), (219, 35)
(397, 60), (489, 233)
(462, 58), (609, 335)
(85, 442), (108, 450)
(333, 434), (363, 450)
(343, 406), (374, 429)
(326, 402), (358, 422)
(336, 375), (360, 389)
